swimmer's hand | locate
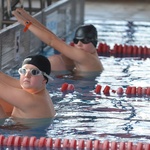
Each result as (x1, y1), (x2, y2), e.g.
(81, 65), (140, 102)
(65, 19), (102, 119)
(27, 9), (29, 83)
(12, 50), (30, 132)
(12, 9), (27, 26)
(12, 8), (32, 27)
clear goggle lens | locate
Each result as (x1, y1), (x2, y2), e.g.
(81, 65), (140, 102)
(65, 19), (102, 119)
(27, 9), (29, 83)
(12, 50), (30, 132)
(18, 68), (43, 76)
(18, 68), (54, 81)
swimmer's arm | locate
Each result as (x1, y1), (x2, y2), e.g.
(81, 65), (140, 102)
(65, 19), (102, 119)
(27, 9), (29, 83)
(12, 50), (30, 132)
(0, 82), (34, 109)
(22, 22), (85, 62)
(12, 8), (89, 62)
(13, 8), (50, 32)
(24, 22), (86, 62)
(60, 54), (75, 70)
(28, 19), (85, 61)
(12, 8), (55, 37)
(0, 72), (21, 88)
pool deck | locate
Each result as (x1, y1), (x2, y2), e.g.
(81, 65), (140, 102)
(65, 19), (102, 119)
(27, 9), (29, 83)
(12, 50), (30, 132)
(24, 0), (150, 22)
(23, 0), (150, 22)
(85, 0), (150, 22)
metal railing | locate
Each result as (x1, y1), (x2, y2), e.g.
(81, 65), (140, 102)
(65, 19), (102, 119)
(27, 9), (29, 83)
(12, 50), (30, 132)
(0, 0), (85, 71)
(0, 0), (53, 29)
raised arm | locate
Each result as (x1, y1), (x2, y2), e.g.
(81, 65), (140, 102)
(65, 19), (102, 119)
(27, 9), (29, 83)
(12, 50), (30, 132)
(0, 71), (21, 88)
(12, 8), (88, 62)
(0, 72), (29, 108)
(0, 79), (36, 110)
(13, 8), (50, 32)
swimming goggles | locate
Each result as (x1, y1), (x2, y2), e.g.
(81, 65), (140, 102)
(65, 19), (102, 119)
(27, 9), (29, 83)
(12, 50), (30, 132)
(18, 68), (53, 81)
(73, 38), (93, 44)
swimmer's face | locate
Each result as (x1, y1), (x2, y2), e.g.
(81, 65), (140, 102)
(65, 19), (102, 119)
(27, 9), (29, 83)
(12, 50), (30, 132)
(19, 64), (46, 93)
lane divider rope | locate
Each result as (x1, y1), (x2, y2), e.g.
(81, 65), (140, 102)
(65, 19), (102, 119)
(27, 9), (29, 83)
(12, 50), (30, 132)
(94, 85), (150, 97)
(97, 43), (150, 58)
(60, 83), (150, 97)
(0, 135), (149, 149)
(60, 82), (150, 97)
(70, 42), (150, 58)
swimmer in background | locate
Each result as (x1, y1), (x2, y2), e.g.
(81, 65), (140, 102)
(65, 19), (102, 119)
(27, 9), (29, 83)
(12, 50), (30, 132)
(0, 55), (55, 121)
(12, 8), (104, 76)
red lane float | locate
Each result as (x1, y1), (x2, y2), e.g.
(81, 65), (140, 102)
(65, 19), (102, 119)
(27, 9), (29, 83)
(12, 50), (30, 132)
(61, 83), (75, 93)
(0, 135), (149, 149)
(97, 43), (110, 56)
(70, 41), (150, 58)
(103, 85), (110, 95)
(69, 41), (74, 47)
(117, 87), (124, 96)
(61, 83), (150, 97)
(96, 42), (150, 58)
(94, 85), (150, 97)
(61, 82), (69, 92)
(95, 85), (119, 95)
(67, 84), (75, 92)
(94, 85), (102, 94)
(112, 44), (150, 58)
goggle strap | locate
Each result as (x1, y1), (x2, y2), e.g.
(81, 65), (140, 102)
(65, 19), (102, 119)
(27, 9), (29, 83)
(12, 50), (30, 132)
(43, 72), (54, 81)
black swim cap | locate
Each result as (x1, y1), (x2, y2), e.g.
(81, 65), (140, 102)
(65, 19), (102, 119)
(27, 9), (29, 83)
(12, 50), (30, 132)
(22, 55), (51, 82)
(74, 24), (98, 47)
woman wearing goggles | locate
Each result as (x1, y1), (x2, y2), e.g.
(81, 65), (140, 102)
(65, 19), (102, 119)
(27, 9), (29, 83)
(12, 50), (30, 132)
(13, 8), (104, 77)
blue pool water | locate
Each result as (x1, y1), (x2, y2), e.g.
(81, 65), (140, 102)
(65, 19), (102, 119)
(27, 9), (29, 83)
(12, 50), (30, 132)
(47, 56), (150, 143)
(0, 20), (150, 144)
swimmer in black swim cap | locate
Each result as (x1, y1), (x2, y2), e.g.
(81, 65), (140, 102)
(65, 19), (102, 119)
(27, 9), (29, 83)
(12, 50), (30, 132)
(22, 55), (53, 82)
(73, 24), (98, 47)
(13, 9), (104, 73)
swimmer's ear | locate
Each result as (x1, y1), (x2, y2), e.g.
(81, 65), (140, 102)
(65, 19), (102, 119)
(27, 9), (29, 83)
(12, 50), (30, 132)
(43, 77), (48, 84)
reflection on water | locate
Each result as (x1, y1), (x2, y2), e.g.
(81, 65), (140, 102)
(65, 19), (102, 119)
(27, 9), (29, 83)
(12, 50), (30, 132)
(0, 117), (54, 138)
(48, 57), (150, 143)
(47, 20), (150, 143)
(0, 20), (150, 144)
(89, 20), (150, 49)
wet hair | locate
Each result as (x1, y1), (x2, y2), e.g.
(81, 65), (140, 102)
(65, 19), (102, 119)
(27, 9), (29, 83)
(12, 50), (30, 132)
(74, 24), (98, 47)
(22, 55), (51, 82)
